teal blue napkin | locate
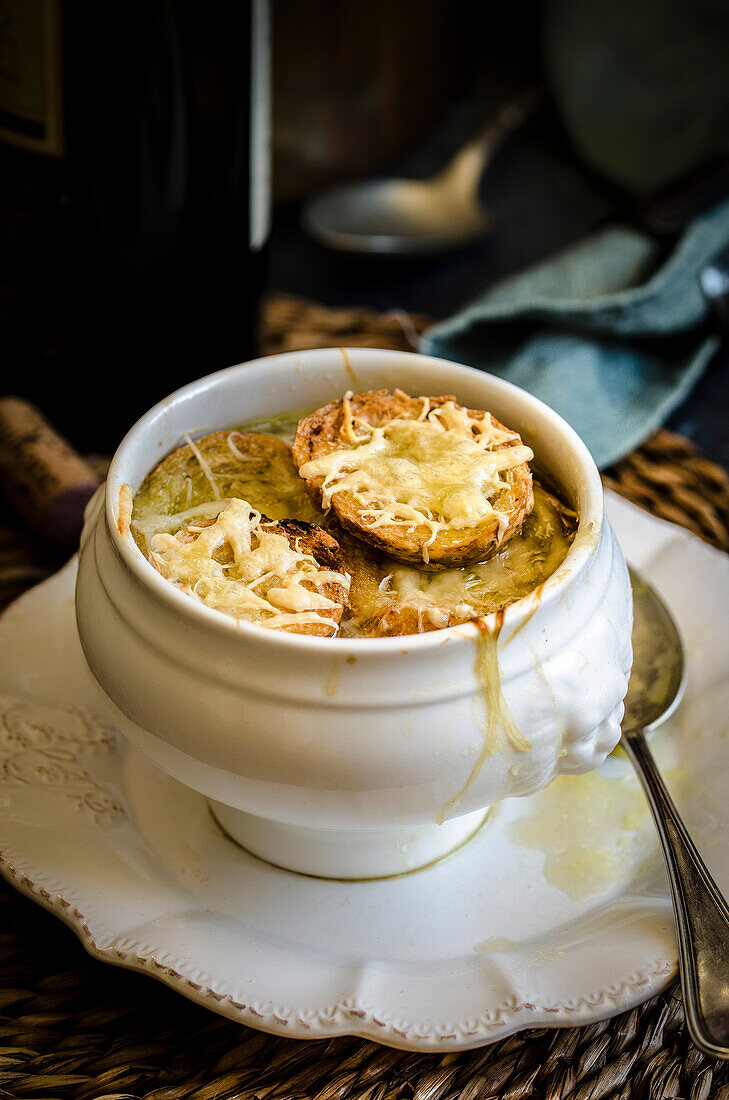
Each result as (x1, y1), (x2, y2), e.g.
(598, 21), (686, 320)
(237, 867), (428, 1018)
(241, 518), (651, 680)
(420, 200), (729, 468)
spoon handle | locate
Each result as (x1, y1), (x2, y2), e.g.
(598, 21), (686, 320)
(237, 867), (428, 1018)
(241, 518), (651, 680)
(621, 729), (729, 1058)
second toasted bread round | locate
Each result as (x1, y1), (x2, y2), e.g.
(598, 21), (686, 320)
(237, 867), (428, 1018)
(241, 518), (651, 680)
(337, 483), (577, 638)
(292, 390), (534, 570)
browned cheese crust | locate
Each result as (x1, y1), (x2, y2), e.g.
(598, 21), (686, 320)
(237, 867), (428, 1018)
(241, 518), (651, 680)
(173, 513), (349, 637)
(292, 390), (534, 571)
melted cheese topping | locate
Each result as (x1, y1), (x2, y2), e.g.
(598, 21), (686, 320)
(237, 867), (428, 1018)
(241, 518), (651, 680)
(299, 397), (533, 563)
(148, 498), (349, 634)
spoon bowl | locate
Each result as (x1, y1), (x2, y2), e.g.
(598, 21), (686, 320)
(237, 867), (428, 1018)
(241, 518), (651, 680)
(302, 176), (491, 255)
(622, 568), (686, 734)
(302, 94), (538, 256)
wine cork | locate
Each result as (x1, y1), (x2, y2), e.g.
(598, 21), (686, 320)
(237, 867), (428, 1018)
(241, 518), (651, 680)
(0, 397), (101, 547)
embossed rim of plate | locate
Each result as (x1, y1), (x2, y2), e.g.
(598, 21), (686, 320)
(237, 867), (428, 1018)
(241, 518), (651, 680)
(0, 848), (677, 1049)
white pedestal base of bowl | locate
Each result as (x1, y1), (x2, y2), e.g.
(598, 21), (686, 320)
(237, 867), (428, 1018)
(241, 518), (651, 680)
(209, 802), (489, 879)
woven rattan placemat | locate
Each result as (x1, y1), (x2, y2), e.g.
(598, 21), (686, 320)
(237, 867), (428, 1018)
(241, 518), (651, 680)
(0, 295), (727, 1100)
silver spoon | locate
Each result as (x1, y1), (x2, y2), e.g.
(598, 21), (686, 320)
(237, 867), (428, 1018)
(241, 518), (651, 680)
(622, 568), (729, 1059)
(302, 93), (539, 256)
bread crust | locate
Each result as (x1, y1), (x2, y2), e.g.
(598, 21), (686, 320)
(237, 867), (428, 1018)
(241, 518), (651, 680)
(272, 518), (347, 580)
(292, 390), (533, 570)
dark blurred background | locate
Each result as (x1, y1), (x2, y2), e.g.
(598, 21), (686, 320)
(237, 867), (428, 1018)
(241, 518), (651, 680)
(1, 0), (728, 464)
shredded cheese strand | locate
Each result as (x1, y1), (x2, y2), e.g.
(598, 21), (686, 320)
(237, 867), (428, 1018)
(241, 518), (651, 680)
(183, 431), (221, 500)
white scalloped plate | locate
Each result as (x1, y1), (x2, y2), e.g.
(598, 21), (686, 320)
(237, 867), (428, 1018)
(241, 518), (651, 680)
(0, 492), (728, 1052)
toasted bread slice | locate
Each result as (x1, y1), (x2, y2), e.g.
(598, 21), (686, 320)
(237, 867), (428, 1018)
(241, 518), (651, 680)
(148, 500), (350, 637)
(132, 429), (322, 554)
(292, 390), (534, 570)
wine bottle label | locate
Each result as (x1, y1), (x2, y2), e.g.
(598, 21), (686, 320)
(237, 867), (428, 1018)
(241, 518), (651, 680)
(0, 0), (64, 157)
(250, 0), (271, 252)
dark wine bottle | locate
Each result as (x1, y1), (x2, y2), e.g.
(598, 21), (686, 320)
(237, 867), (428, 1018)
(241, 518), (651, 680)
(0, 1), (271, 451)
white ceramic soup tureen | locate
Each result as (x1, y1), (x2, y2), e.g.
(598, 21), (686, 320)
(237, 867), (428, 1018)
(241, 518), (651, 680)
(76, 348), (632, 878)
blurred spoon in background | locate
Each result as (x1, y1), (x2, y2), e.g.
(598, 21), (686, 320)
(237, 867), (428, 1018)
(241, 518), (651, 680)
(302, 91), (541, 256)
